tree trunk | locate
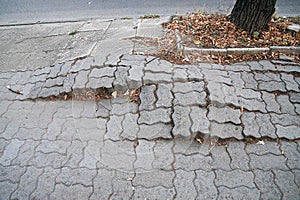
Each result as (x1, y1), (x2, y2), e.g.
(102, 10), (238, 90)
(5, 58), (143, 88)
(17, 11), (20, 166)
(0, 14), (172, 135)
(230, 0), (277, 33)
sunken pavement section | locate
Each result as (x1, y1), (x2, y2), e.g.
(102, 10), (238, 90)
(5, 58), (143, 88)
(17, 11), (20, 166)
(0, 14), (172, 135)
(0, 17), (299, 199)
(0, 52), (299, 199)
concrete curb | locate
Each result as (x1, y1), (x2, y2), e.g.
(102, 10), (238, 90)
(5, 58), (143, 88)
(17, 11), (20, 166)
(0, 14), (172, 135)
(175, 33), (300, 55)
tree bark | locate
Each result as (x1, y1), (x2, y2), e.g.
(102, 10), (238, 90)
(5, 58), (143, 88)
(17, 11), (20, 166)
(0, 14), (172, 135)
(230, 0), (277, 33)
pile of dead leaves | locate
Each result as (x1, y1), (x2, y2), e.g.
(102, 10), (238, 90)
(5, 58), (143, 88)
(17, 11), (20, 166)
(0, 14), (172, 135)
(152, 12), (299, 64)
(168, 13), (299, 48)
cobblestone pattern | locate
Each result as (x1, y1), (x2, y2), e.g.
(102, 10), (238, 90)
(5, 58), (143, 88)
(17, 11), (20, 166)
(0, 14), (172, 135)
(2, 57), (299, 140)
(0, 57), (300, 199)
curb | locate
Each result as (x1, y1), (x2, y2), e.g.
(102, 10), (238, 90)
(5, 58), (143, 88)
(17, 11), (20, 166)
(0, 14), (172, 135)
(175, 32), (300, 56)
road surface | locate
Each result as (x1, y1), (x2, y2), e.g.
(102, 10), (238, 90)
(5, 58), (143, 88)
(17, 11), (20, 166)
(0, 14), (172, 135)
(0, 0), (299, 24)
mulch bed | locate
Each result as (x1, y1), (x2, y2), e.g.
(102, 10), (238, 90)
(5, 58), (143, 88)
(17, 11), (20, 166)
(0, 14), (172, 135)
(150, 13), (300, 64)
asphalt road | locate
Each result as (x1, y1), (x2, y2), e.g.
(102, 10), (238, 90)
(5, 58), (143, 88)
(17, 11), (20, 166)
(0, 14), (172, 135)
(0, 0), (299, 24)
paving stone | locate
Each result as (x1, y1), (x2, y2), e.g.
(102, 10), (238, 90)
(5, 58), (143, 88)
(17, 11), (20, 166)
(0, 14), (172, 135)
(227, 142), (250, 171)
(174, 170), (197, 199)
(253, 169), (282, 200)
(134, 140), (155, 171)
(238, 97), (267, 113)
(113, 66), (129, 90)
(28, 81), (44, 99)
(152, 140), (174, 170)
(0, 181), (18, 200)
(173, 67), (188, 82)
(256, 113), (277, 138)
(32, 67), (51, 76)
(80, 100), (97, 118)
(203, 69), (231, 84)
(44, 76), (65, 88)
(289, 92), (300, 104)
(11, 139), (40, 166)
(56, 167), (97, 186)
(79, 147), (99, 170)
(11, 166), (43, 200)
(173, 81), (204, 93)
(139, 84), (156, 111)
(194, 170), (218, 200)
(281, 73), (299, 92)
(30, 167), (60, 200)
(90, 168), (114, 200)
(273, 170), (300, 200)
(241, 112), (260, 138)
(50, 184), (93, 200)
(110, 171), (134, 199)
(187, 65), (203, 81)
(138, 123), (172, 139)
(86, 77), (114, 89)
(13, 127), (45, 140)
(172, 106), (192, 137)
(280, 142), (300, 169)
(156, 83), (173, 108)
(174, 153), (212, 171)
(277, 65), (300, 73)
(143, 72), (173, 84)
(246, 141), (281, 155)
(295, 104), (300, 115)
(133, 170), (174, 188)
(217, 186), (260, 200)
(208, 106), (241, 124)
(174, 91), (206, 107)
(29, 151), (67, 169)
(73, 70), (89, 89)
(258, 80), (287, 92)
(75, 118), (106, 141)
(105, 115), (124, 140)
(222, 84), (240, 107)
(247, 61), (264, 70)
(128, 65), (143, 88)
(241, 72), (258, 90)
(210, 122), (243, 140)
(0, 165), (26, 183)
(64, 140), (86, 168)
(293, 169), (300, 187)
(89, 67), (116, 78)
(276, 95), (296, 115)
(225, 63), (251, 72)
(48, 64), (62, 78)
(37, 140), (70, 154)
(138, 108), (171, 125)
(133, 186), (175, 199)
(190, 106), (209, 134)
(249, 154), (288, 170)
(100, 140), (135, 171)
(262, 91), (281, 113)
(111, 101), (138, 115)
(228, 71), (244, 88)
(121, 113), (139, 140)
(255, 72), (282, 82)
(215, 169), (255, 188)
(0, 139), (24, 166)
(145, 59), (173, 73)
(95, 99), (112, 118)
(258, 60), (277, 70)
(211, 146), (231, 170)
(276, 125), (300, 139)
(271, 113), (300, 127)
(69, 57), (94, 73)
(207, 82), (225, 106)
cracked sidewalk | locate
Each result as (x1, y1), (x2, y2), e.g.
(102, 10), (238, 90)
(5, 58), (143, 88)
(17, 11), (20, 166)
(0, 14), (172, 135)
(0, 17), (300, 199)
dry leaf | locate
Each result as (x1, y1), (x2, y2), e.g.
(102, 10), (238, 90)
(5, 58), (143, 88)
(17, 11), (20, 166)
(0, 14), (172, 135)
(111, 91), (117, 98)
(256, 140), (265, 145)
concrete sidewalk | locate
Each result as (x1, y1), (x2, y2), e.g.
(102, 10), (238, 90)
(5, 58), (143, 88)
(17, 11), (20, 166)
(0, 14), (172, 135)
(0, 17), (300, 199)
